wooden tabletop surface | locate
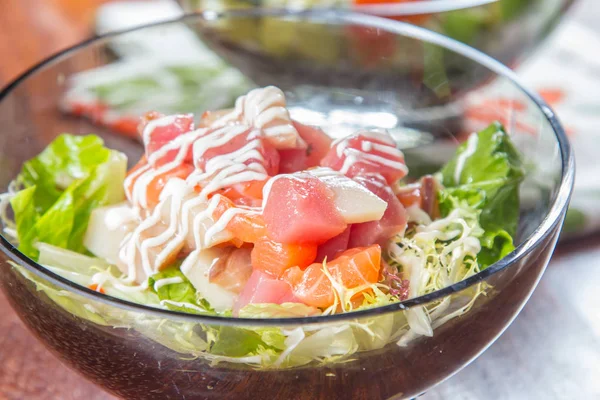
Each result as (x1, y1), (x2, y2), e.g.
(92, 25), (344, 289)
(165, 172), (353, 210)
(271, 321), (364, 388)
(0, 1), (599, 399)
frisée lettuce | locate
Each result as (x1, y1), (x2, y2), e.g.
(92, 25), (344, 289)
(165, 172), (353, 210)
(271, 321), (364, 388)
(438, 122), (524, 268)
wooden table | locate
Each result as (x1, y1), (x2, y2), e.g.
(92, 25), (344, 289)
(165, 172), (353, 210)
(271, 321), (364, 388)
(0, 1), (598, 399)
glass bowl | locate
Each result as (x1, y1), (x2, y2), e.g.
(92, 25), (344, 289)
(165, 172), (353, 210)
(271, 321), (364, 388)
(0, 10), (573, 400)
(179, 0), (577, 68)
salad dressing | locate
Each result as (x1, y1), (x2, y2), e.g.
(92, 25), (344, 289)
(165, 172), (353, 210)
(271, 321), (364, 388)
(152, 276), (184, 291)
(141, 114), (180, 146)
(192, 125), (250, 161)
(339, 148), (408, 176)
(124, 163), (151, 207)
(123, 87), (310, 271)
(453, 133), (479, 184)
(90, 270), (149, 293)
(130, 128), (205, 210)
(120, 207), (167, 281)
(329, 132), (408, 178)
(190, 195), (225, 248)
(150, 196), (186, 269)
(121, 121), (276, 283)
(211, 86), (302, 146)
(121, 179), (190, 281)
(260, 173), (309, 209)
(187, 125), (269, 199)
(147, 128), (206, 166)
(203, 206), (256, 245)
(332, 130), (396, 157)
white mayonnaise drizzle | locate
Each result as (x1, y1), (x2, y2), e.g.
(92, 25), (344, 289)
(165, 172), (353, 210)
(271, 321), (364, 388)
(124, 163), (151, 205)
(187, 125), (269, 199)
(260, 173), (309, 210)
(330, 131), (408, 178)
(453, 133), (479, 184)
(153, 276), (184, 291)
(189, 195), (224, 249)
(119, 188), (237, 283)
(127, 119), (207, 210)
(339, 149), (408, 176)
(120, 104), (282, 283)
(119, 202), (168, 282)
(305, 166), (337, 177)
(210, 86), (303, 148)
(142, 114), (179, 147)
(203, 206), (257, 245)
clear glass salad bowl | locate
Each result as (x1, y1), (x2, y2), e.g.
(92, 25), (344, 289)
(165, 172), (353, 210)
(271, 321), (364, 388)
(0, 10), (573, 400)
(179, 0), (576, 68)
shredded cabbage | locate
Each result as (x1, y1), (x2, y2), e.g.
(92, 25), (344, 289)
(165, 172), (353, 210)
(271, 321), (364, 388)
(388, 200), (487, 345)
(238, 303), (321, 318)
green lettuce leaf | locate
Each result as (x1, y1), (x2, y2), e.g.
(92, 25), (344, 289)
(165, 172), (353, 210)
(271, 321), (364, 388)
(438, 122), (525, 268)
(148, 265), (215, 314)
(17, 135), (111, 212)
(477, 228), (515, 268)
(256, 328), (287, 351)
(439, 123), (524, 196)
(9, 186), (39, 257)
(210, 326), (274, 357)
(10, 134), (126, 258)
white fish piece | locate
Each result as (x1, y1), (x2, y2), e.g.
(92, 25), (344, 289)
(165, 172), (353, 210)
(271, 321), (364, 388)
(307, 167), (388, 224)
(84, 202), (137, 265)
(180, 247), (237, 312)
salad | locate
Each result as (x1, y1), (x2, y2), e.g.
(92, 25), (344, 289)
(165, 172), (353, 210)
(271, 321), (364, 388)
(1, 86), (524, 367)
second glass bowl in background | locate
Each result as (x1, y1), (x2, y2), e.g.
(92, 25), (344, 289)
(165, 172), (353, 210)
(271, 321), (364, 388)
(179, 0), (576, 69)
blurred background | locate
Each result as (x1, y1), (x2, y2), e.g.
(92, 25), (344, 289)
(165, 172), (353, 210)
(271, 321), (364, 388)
(0, 0), (599, 399)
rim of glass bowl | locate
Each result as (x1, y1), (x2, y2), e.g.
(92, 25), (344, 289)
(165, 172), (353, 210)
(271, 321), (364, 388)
(351, 0), (498, 17)
(179, 1), (577, 18)
(0, 9), (574, 327)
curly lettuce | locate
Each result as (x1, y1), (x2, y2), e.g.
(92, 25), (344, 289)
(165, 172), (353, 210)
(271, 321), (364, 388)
(388, 201), (487, 343)
(386, 123), (523, 342)
(438, 122), (525, 268)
